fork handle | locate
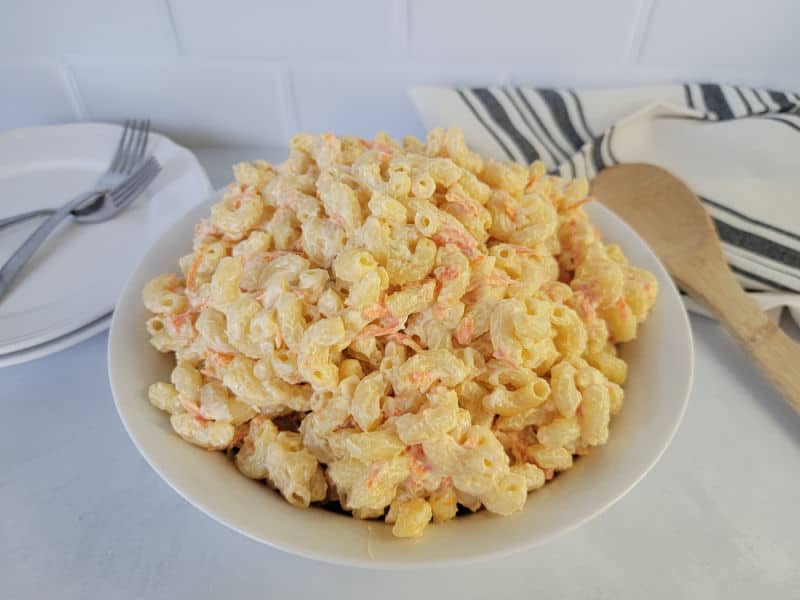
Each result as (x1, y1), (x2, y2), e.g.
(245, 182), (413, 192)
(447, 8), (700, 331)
(0, 209), (56, 231)
(0, 190), (101, 301)
(0, 191), (105, 231)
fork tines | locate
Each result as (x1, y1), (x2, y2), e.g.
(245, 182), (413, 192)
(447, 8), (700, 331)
(110, 119), (151, 175)
(109, 157), (161, 208)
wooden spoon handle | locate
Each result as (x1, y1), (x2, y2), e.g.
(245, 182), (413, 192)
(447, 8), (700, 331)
(681, 263), (800, 414)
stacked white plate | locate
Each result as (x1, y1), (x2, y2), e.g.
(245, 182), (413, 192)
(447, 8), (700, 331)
(0, 123), (211, 367)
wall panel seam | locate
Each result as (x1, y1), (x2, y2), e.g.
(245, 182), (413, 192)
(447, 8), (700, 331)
(164, 0), (184, 55)
(628, 0), (657, 64)
(60, 60), (88, 121)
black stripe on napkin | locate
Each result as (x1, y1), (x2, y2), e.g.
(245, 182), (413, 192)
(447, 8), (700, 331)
(720, 86), (751, 118)
(680, 286), (776, 295)
(736, 273), (778, 292)
(761, 115), (800, 134)
(509, 89), (571, 163)
(700, 196), (800, 243)
(514, 89), (579, 176)
(700, 84), (734, 120)
(713, 218), (800, 272)
(587, 128), (620, 175)
(502, 90), (559, 166)
(751, 90), (770, 114)
(471, 89), (539, 163)
(568, 90), (595, 139)
(672, 84), (713, 121)
(590, 135), (606, 173)
(683, 84), (694, 109)
(457, 90), (515, 161)
(755, 89), (782, 113)
(767, 90), (793, 112)
(538, 89), (585, 150)
(741, 279), (775, 292)
(606, 126), (620, 165)
(730, 265), (800, 293)
(733, 86), (754, 116)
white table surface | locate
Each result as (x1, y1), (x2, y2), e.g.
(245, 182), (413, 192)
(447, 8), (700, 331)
(2, 148), (799, 600)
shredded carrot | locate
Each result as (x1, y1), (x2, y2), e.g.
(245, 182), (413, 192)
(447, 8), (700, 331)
(359, 139), (395, 155)
(446, 193), (480, 217)
(434, 264), (460, 282)
(407, 371), (430, 384)
(180, 395), (204, 419)
(185, 248), (205, 292)
(365, 462), (384, 488)
(248, 250), (306, 269)
(432, 225), (479, 258)
(208, 350), (234, 366)
(463, 438), (478, 450)
(500, 198), (517, 219)
(406, 443), (425, 461)
(385, 332), (425, 353)
(507, 244), (536, 255)
(488, 269), (513, 286)
(332, 416), (356, 433)
(362, 302), (389, 321)
(492, 348), (518, 369)
(454, 317), (474, 345)
(565, 195), (595, 211)
(357, 316), (405, 339)
(465, 269), (512, 293)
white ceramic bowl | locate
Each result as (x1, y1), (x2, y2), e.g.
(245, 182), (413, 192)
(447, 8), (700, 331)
(109, 191), (693, 568)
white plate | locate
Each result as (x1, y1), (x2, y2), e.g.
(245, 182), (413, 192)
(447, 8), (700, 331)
(0, 123), (211, 354)
(0, 312), (111, 368)
(109, 190), (693, 568)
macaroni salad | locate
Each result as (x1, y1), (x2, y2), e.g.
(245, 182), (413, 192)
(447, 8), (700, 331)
(143, 128), (658, 538)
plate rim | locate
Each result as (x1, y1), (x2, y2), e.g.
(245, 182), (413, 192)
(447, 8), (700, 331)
(0, 311), (112, 368)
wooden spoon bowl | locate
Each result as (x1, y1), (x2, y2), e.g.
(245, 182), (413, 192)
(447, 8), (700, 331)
(592, 163), (800, 415)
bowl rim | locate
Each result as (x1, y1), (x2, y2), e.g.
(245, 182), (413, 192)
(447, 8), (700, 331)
(108, 189), (694, 569)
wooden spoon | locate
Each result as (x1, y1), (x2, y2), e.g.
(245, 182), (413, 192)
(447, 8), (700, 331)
(592, 163), (800, 415)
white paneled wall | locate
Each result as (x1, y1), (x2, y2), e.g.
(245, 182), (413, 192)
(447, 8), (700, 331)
(408, 0), (641, 61)
(0, 0), (797, 147)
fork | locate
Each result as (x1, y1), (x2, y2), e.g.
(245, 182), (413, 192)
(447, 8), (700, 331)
(0, 119), (151, 231)
(0, 121), (158, 302)
(71, 156), (161, 223)
(0, 158), (161, 302)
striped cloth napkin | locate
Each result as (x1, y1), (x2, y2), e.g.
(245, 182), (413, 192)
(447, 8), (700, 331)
(410, 84), (800, 323)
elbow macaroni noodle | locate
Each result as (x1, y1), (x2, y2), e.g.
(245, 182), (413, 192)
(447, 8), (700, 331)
(143, 128), (658, 538)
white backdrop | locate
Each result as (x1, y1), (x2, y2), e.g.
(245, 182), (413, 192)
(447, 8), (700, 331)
(1, 0), (798, 145)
